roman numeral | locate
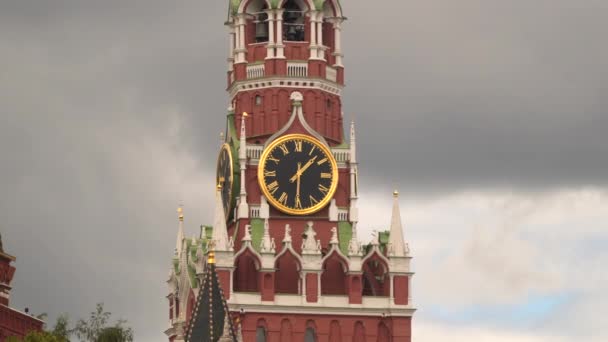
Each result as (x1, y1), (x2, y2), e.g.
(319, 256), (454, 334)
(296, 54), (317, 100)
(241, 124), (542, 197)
(317, 158), (328, 165)
(309, 196), (319, 205)
(318, 184), (329, 195)
(295, 196), (302, 209)
(264, 170), (276, 177)
(321, 173), (332, 179)
(267, 154), (280, 164)
(309, 145), (316, 156)
(278, 192), (288, 205)
(294, 140), (303, 152)
(279, 144), (289, 155)
(267, 181), (279, 195)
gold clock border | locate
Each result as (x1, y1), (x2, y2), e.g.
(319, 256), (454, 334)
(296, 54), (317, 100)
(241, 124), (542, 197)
(216, 143), (234, 219)
(257, 134), (339, 216)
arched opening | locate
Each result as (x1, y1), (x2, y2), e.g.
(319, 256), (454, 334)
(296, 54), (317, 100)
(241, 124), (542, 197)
(321, 252), (348, 295)
(275, 251), (301, 294)
(246, 0), (270, 44)
(185, 290), (196, 326)
(377, 322), (391, 342)
(353, 321), (366, 342)
(362, 254), (390, 297)
(256, 319), (268, 342)
(234, 250), (261, 292)
(283, 0), (305, 41)
(304, 321), (318, 342)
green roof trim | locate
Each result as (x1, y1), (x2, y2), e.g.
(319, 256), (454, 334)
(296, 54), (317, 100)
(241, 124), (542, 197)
(338, 221), (352, 255)
(187, 263), (198, 288)
(250, 218), (265, 251)
(314, 0), (325, 10)
(230, 0), (242, 14)
(173, 258), (180, 274)
(379, 231), (390, 245)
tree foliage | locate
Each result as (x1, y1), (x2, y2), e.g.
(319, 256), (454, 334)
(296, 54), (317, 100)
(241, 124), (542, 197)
(73, 303), (133, 342)
(5, 303), (133, 342)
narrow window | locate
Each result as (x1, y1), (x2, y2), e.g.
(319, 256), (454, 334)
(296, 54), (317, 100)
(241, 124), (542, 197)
(304, 327), (317, 342)
(256, 326), (267, 342)
(255, 95), (263, 106)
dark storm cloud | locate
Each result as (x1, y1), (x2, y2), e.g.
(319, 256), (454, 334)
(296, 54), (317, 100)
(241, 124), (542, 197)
(0, 1), (607, 341)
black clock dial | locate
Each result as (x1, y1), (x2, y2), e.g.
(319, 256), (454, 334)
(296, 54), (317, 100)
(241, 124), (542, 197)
(258, 134), (338, 215)
(216, 144), (234, 219)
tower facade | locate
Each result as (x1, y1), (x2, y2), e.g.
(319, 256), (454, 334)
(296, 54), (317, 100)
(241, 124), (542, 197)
(0, 236), (44, 341)
(166, 1), (414, 341)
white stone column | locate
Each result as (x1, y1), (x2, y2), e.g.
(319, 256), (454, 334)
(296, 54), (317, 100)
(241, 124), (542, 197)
(265, 9), (276, 59)
(317, 14), (325, 60)
(228, 25), (236, 71)
(309, 11), (318, 59)
(235, 15), (247, 63)
(333, 19), (344, 67)
(276, 9), (285, 58)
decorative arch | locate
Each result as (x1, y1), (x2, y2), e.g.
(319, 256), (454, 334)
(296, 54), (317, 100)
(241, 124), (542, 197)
(362, 251), (390, 297)
(280, 318), (294, 340)
(353, 321), (366, 342)
(377, 321), (391, 342)
(304, 320), (318, 342)
(233, 248), (262, 292)
(278, 0), (313, 11)
(237, 0), (272, 15)
(328, 320), (342, 342)
(274, 249), (302, 294)
(256, 318), (269, 342)
(321, 250), (349, 295)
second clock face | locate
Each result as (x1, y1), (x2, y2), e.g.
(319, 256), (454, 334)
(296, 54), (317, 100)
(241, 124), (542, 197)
(258, 134), (338, 215)
(216, 143), (234, 219)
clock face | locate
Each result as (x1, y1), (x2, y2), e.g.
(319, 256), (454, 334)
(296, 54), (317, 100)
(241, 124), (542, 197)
(216, 143), (234, 219)
(258, 134), (338, 215)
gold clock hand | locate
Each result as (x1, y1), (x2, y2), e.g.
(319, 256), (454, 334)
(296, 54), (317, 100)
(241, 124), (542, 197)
(295, 162), (301, 204)
(289, 156), (318, 183)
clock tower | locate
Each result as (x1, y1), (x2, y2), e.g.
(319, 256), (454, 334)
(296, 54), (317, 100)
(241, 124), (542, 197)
(166, 1), (415, 341)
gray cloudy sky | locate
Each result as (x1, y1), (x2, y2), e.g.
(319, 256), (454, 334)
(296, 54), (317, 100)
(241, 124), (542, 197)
(1, 1), (607, 341)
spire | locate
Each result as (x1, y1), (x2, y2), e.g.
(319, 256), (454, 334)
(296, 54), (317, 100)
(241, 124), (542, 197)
(239, 112), (247, 160)
(350, 120), (357, 164)
(302, 221), (321, 255)
(388, 190), (407, 257)
(237, 112), (249, 219)
(176, 206), (185, 256)
(185, 239), (237, 342)
(259, 218), (275, 253)
(212, 184), (230, 251)
(329, 227), (339, 246)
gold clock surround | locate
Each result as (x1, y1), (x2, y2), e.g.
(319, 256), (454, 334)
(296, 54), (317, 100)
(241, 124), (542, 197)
(258, 134), (339, 216)
(216, 143), (234, 219)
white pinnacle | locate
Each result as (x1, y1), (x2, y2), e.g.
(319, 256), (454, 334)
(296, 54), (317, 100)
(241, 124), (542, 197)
(212, 185), (230, 251)
(389, 191), (407, 257)
(175, 207), (185, 256)
(260, 218), (274, 253)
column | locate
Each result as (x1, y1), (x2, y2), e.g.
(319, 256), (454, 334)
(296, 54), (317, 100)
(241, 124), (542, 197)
(228, 25), (235, 70)
(276, 9), (285, 58)
(317, 15), (325, 60)
(265, 9), (276, 59)
(333, 19), (343, 67)
(309, 11), (318, 59)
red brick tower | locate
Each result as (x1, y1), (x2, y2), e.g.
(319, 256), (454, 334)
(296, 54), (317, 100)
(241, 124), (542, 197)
(166, 1), (415, 341)
(0, 236), (44, 341)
